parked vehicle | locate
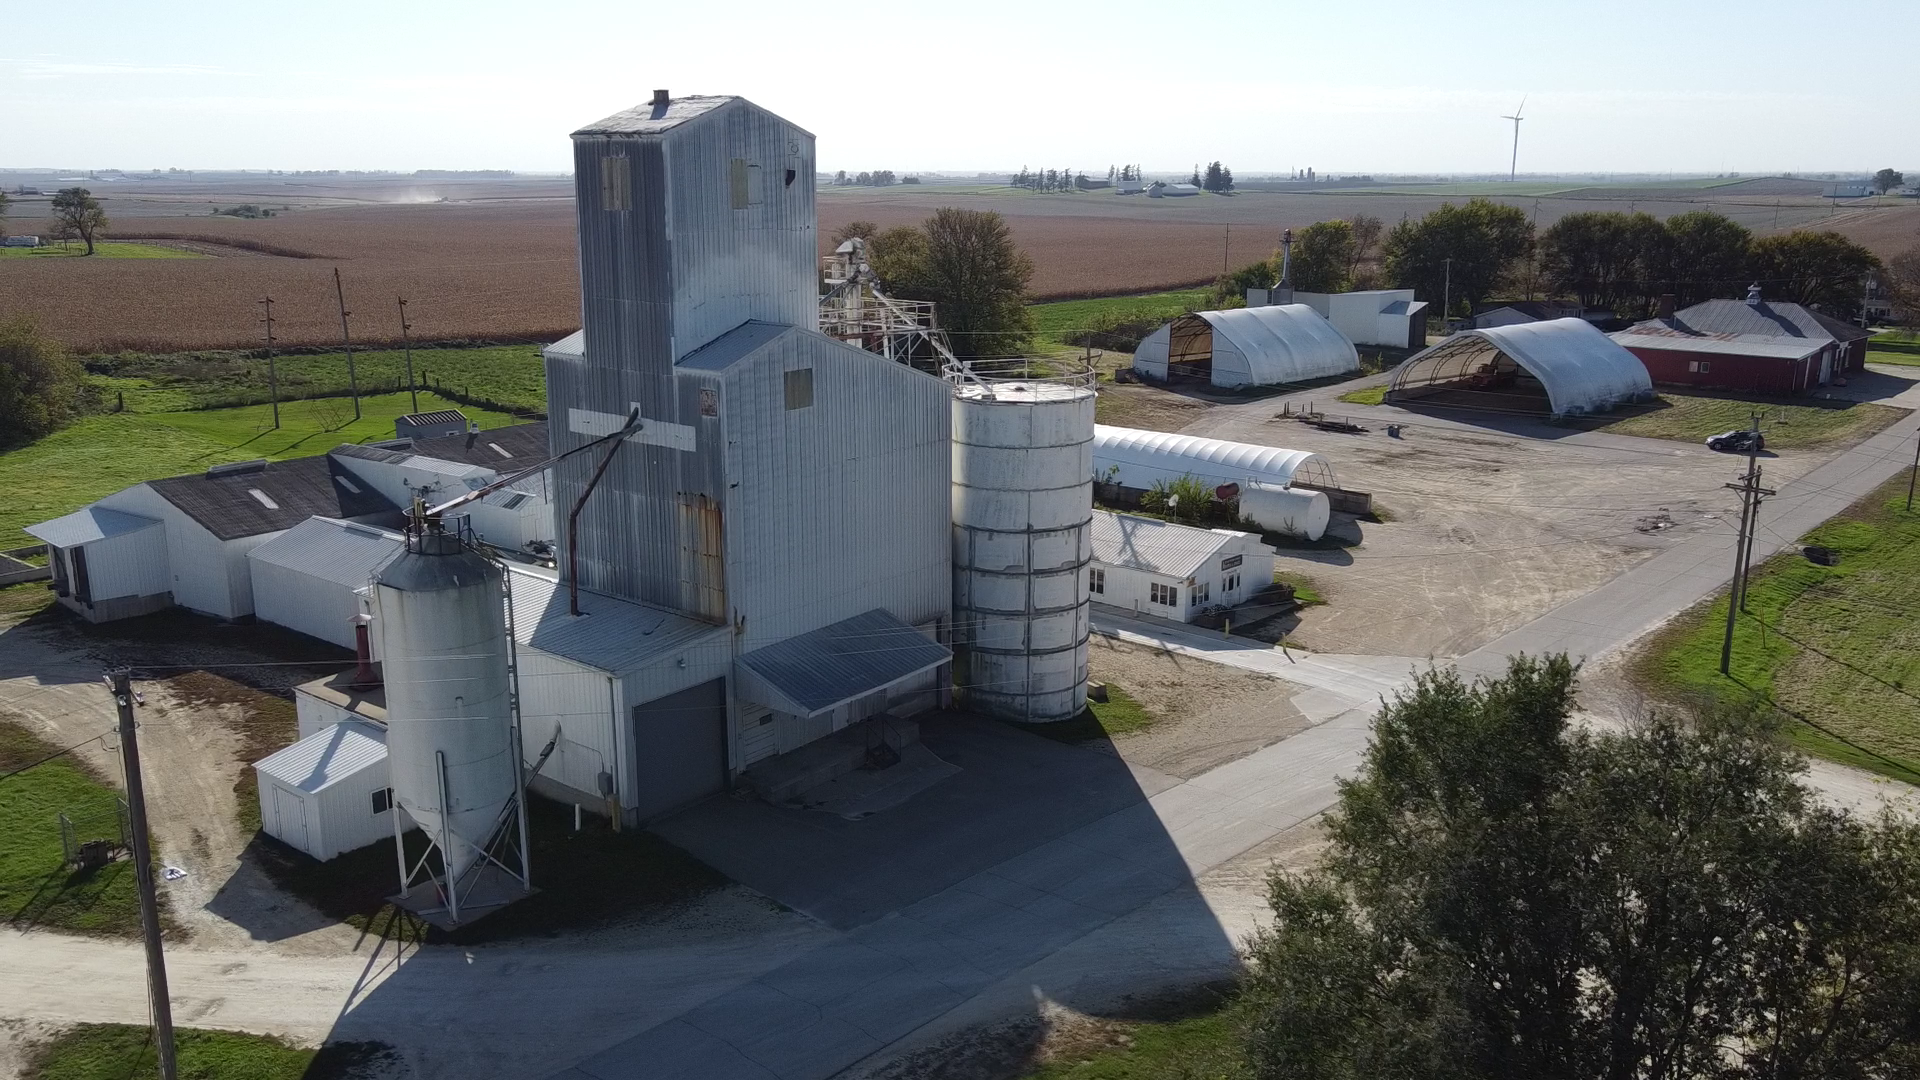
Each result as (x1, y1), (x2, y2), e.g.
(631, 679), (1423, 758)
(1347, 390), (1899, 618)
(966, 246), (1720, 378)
(1705, 429), (1765, 453)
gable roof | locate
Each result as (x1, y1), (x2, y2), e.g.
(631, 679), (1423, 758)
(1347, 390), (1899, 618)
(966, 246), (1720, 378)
(26, 506), (162, 548)
(1089, 510), (1253, 579)
(254, 720), (387, 794)
(406, 422), (549, 469)
(1651, 299), (1872, 343)
(246, 517), (404, 588)
(573, 95), (739, 137)
(147, 456), (401, 541)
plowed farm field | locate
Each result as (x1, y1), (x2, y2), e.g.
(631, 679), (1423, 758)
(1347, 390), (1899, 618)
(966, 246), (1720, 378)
(4, 177), (1914, 352)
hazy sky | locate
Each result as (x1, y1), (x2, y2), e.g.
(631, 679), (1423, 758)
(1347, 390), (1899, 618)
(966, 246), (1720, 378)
(4, 0), (1911, 175)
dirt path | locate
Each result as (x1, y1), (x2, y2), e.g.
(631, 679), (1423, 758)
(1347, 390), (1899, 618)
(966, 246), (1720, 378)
(1088, 632), (1309, 778)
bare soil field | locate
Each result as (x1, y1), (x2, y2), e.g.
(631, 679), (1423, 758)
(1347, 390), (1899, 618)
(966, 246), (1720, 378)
(4, 173), (1912, 352)
(1086, 633), (1308, 778)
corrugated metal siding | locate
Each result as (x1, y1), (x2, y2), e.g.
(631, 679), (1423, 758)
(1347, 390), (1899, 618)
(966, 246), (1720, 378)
(72, 523), (169, 602)
(255, 721), (394, 862)
(553, 97), (817, 614)
(516, 645), (619, 806)
(96, 483), (247, 618)
(719, 332), (952, 651)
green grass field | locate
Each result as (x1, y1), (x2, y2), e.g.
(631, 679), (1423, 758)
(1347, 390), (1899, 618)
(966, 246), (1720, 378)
(0, 720), (153, 938)
(0, 391), (522, 546)
(91, 343), (547, 413)
(0, 241), (204, 259)
(1025, 684), (1156, 745)
(0, 581), (55, 618)
(1867, 333), (1920, 368)
(1635, 471), (1920, 784)
(1336, 385), (1387, 406)
(21, 1024), (391, 1080)
(1030, 289), (1210, 347)
(1020, 995), (1247, 1079)
(1592, 393), (1904, 449)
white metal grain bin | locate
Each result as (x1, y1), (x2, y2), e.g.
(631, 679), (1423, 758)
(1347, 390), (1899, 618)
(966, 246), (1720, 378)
(951, 370), (1096, 722)
(372, 529), (516, 880)
(1239, 482), (1331, 541)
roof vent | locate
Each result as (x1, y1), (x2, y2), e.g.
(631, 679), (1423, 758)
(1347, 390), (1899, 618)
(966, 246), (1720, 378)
(206, 459), (268, 479)
(652, 88), (670, 110)
(1746, 282), (1763, 307)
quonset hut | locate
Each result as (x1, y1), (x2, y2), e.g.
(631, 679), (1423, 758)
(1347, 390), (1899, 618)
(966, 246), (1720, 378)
(532, 92), (955, 822)
(1132, 305), (1359, 388)
(1387, 318), (1653, 418)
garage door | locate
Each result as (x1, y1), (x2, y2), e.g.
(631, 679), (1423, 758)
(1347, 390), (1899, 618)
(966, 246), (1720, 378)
(631, 678), (727, 821)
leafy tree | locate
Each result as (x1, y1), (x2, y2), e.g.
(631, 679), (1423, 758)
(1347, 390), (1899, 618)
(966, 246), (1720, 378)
(1747, 230), (1882, 318)
(0, 316), (88, 447)
(1888, 246), (1920, 323)
(1241, 654), (1920, 1080)
(828, 220), (878, 247)
(874, 208), (1034, 358)
(1538, 210), (1667, 313)
(1290, 219), (1356, 293)
(1211, 257), (1276, 308)
(1189, 164), (1202, 188)
(50, 187), (107, 255)
(0, 189), (9, 233)
(1202, 161), (1234, 193)
(1382, 198), (1533, 317)
(833, 169), (848, 185)
(1659, 209), (1752, 309)
(1142, 473), (1218, 523)
(1872, 168), (1906, 194)
(1347, 213), (1383, 286)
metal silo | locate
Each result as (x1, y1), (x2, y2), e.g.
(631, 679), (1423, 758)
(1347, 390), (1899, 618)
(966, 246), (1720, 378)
(950, 366), (1096, 722)
(374, 524), (527, 923)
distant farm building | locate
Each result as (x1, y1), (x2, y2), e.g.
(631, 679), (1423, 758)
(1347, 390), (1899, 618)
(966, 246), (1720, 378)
(1466, 300), (1598, 330)
(1116, 178), (1146, 194)
(1150, 183), (1200, 197)
(1254, 289), (1429, 350)
(1132, 305), (1359, 388)
(1388, 318), (1654, 418)
(394, 409), (470, 441)
(2, 235), (39, 248)
(1611, 289), (1872, 395)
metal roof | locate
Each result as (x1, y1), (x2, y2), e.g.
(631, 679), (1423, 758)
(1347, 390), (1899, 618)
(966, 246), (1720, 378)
(1089, 510), (1248, 579)
(676, 320), (795, 372)
(254, 720), (388, 794)
(246, 516), (403, 589)
(736, 608), (950, 718)
(508, 565), (729, 679)
(1395, 319), (1654, 417)
(1610, 331), (1820, 360)
(545, 331), (585, 363)
(573, 95), (738, 136)
(25, 506), (162, 548)
(146, 455), (401, 541)
(1185, 305), (1359, 386)
(407, 422), (549, 469)
(1093, 425), (1335, 490)
(1644, 299), (1872, 343)
(399, 410), (466, 426)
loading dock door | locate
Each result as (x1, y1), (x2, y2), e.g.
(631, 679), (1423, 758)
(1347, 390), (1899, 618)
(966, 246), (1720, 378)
(631, 678), (728, 821)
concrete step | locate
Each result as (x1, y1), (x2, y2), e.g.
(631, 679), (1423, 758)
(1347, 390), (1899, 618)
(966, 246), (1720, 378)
(741, 715), (921, 804)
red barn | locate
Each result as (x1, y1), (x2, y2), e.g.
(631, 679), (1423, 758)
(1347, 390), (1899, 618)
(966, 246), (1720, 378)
(1611, 288), (1872, 396)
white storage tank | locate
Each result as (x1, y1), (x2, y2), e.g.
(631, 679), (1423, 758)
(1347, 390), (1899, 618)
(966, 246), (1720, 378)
(951, 370), (1096, 722)
(373, 528), (517, 880)
(1239, 481), (1331, 541)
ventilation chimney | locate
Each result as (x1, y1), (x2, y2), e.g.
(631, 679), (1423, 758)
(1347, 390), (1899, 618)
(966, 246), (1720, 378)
(651, 88), (670, 109)
(350, 614), (379, 689)
(1746, 282), (1763, 307)
(1657, 293), (1676, 320)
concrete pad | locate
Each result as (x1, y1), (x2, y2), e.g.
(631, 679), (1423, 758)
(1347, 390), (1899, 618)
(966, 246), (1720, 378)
(572, 1019), (778, 1080)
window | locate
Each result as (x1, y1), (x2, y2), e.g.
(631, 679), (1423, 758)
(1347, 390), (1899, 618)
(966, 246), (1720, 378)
(371, 788), (393, 815)
(1191, 582), (1210, 606)
(247, 488), (279, 509)
(1689, 360), (1712, 374)
(1088, 567), (1105, 594)
(1150, 582), (1177, 606)
(600, 156), (631, 211)
(784, 368), (814, 410)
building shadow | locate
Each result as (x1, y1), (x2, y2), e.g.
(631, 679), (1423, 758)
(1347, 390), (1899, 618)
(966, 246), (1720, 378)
(306, 710), (1252, 1080)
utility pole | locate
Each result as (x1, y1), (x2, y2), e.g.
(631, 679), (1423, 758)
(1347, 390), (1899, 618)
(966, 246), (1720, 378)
(1222, 223), (1230, 274)
(257, 296), (279, 429)
(108, 668), (177, 1080)
(1907, 429), (1919, 512)
(398, 296), (419, 414)
(1719, 463), (1776, 675)
(1736, 410), (1766, 612)
(333, 267), (362, 422)
(1443, 257), (1453, 324)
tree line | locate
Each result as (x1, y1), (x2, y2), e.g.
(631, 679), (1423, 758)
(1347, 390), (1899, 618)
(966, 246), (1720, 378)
(831, 170), (901, 187)
(1212, 214), (1387, 304)
(0, 187), (110, 254)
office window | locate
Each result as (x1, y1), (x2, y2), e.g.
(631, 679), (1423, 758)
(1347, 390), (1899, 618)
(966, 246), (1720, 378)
(1150, 582), (1177, 606)
(1088, 567), (1105, 594)
(1191, 582), (1210, 606)
(785, 368), (814, 410)
(371, 788), (393, 815)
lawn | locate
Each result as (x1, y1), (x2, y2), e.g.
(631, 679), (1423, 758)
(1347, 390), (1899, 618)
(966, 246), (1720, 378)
(1591, 392), (1904, 449)
(0, 719), (155, 938)
(1634, 471), (1920, 784)
(89, 343), (548, 413)
(0, 392), (522, 546)
(0, 581), (55, 619)
(1274, 572), (1325, 606)
(1023, 684), (1157, 745)
(253, 793), (727, 944)
(1020, 992), (1248, 1079)
(1029, 289), (1210, 348)
(21, 1024), (391, 1080)
(0, 241), (205, 260)
(1337, 385), (1387, 406)
(1867, 333), (1920, 368)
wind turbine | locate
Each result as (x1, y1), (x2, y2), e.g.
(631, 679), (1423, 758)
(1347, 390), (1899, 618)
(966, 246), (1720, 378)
(1502, 96), (1527, 181)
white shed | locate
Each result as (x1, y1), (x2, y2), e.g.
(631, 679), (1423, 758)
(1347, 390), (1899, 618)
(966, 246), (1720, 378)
(253, 721), (395, 862)
(1132, 305), (1359, 388)
(1094, 425), (1339, 493)
(1388, 317), (1655, 418)
(248, 517), (403, 651)
(25, 506), (171, 623)
(1088, 510), (1275, 622)
(1278, 290), (1430, 350)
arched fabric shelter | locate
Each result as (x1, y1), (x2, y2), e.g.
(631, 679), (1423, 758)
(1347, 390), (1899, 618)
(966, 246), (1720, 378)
(1093, 425), (1339, 492)
(1133, 305), (1360, 388)
(1388, 318), (1654, 418)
